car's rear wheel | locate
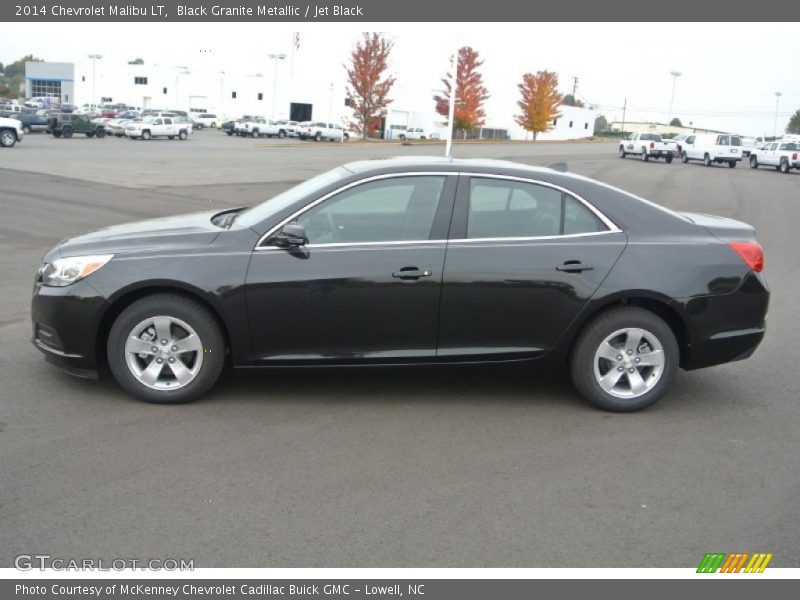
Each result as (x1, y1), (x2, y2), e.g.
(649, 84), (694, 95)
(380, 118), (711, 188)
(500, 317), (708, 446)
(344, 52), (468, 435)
(22, 125), (31, 134)
(107, 294), (225, 404)
(618, 146), (626, 158)
(704, 153), (712, 167)
(779, 158), (790, 174)
(62, 127), (73, 139)
(179, 130), (188, 140)
(0, 130), (17, 147)
(640, 148), (648, 161)
(728, 160), (736, 168)
(750, 156), (758, 169)
(314, 132), (322, 142)
(86, 131), (95, 138)
(278, 130), (286, 138)
(666, 155), (673, 164)
(570, 307), (679, 412)
(141, 130), (151, 140)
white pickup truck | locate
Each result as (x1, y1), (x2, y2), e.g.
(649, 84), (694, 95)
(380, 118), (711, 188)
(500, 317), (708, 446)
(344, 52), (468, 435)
(0, 116), (24, 147)
(125, 116), (191, 140)
(618, 133), (675, 162)
(749, 140), (800, 173)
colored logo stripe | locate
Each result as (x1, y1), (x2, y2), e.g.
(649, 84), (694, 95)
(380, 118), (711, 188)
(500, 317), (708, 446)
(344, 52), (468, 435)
(697, 552), (773, 573)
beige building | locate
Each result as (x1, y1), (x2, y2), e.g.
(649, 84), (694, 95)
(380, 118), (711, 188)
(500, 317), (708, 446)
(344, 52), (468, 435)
(610, 121), (728, 136)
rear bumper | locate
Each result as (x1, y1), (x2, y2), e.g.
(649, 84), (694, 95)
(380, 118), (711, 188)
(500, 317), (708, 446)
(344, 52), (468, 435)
(672, 272), (769, 370)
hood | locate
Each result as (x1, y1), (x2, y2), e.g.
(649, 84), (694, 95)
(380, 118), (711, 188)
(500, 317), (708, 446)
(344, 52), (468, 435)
(58, 210), (223, 258)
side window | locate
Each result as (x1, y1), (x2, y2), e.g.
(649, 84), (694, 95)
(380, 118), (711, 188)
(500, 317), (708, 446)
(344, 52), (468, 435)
(296, 176), (446, 244)
(153, 119), (162, 125)
(686, 135), (695, 144)
(164, 118), (172, 125)
(719, 135), (729, 145)
(466, 178), (608, 239)
(770, 143), (779, 151)
(731, 136), (742, 146)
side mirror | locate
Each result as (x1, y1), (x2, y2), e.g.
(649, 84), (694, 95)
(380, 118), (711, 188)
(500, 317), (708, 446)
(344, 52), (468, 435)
(272, 222), (308, 247)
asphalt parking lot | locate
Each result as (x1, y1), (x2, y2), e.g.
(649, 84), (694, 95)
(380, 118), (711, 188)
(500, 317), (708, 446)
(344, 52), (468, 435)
(1, 130), (798, 567)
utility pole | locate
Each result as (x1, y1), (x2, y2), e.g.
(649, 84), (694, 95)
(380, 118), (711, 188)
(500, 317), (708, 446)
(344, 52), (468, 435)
(268, 53), (287, 119)
(87, 53), (103, 108)
(774, 92), (782, 138)
(668, 71), (682, 124)
(572, 76), (578, 99)
(621, 97), (627, 133)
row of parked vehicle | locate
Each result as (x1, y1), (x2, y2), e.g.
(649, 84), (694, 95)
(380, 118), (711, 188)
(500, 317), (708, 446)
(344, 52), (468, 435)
(221, 117), (351, 142)
(619, 132), (800, 173)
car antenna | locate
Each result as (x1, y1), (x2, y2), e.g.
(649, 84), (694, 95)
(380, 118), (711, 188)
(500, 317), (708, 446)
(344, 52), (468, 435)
(546, 162), (568, 172)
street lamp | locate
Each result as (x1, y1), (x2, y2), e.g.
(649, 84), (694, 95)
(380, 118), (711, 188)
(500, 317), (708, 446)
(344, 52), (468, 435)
(268, 53), (287, 119)
(218, 71), (225, 113)
(668, 70), (682, 125)
(174, 68), (190, 110)
(87, 53), (103, 108)
(774, 92), (782, 138)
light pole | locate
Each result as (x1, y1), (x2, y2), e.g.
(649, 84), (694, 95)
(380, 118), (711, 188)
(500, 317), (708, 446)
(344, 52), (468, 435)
(174, 68), (190, 110)
(774, 92), (782, 138)
(268, 53), (287, 119)
(218, 71), (225, 114)
(87, 53), (103, 108)
(668, 70), (682, 125)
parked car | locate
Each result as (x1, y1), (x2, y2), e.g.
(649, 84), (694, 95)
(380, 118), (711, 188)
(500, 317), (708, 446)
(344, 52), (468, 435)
(298, 121), (349, 141)
(0, 116), (24, 147)
(47, 113), (107, 138)
(31, 157), (768, 411)
(105, 119), (136, 137)
(241, 117), (280, 138)
(15, 113), (49, 134)
(192, 113), (219, 128)
(618, 133), (674, 162)
(125, 116), (191, 140)
(749, 141), (800, 173)
(274, 120), (299, 138)
(221, 120), (236, 136)
(399, 127), (437, 141)
(233, 115), (257, 136)
(680, 134), (743, 167)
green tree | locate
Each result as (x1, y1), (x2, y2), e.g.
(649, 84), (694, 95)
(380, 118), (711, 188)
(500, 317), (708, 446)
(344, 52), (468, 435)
(562, 94), (585, 107)
(128, 58), (144, 65)
(594, 115), (609, 131)
(787, 109), (800, 134)
(669, 117), (683, 127)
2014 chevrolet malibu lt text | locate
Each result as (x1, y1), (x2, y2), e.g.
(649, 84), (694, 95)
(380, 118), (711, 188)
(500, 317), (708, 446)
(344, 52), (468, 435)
(31, 158), (769, 411)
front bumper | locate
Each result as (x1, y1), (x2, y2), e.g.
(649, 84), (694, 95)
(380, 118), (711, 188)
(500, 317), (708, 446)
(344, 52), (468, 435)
(673, 272), (769, 370)
(31, 278), (110, 378)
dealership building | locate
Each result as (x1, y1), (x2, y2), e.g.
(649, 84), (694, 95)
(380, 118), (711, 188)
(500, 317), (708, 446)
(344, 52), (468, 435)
(25, 59), (597, 140)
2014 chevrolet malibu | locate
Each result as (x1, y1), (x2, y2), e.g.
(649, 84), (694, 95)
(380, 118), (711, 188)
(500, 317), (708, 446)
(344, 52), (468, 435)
(31, 158), (769, 411)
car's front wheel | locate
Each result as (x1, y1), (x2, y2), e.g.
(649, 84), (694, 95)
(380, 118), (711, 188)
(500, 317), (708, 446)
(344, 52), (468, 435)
(107, 294), (226, 404)
(0, 129), (17, 147)
(750, 156), (758, 169)
(681, 151), (689, 163)
(570, 307), (679, 412)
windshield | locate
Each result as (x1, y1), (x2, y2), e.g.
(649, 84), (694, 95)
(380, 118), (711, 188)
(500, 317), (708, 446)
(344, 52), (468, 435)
(235, 167), (351, 228)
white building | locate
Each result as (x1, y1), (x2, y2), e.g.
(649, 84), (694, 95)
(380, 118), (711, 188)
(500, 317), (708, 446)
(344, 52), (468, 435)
(28, 59), (598, 141)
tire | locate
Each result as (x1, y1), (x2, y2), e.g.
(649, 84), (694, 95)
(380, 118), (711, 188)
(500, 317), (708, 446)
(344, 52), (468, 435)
(750, 156), (758, 169)
(421, 136), (426, 140)
(62, 127), (73, 139)
(570, 307), (679, 412)
(22, 125), (31, 134)
(251, 130), (259, 138)
(704, 153), (712, 167)
(107, 294), (226, 404)
(179, 130), (188, 140)
(618, 146), (626, 158)
(141, 130), (151, 140)
(278, 130), (286, 139)
(399, 134), (406, 141)
(780, 159), (790, 174)
(226, 131), (233, 136)
(640, 147), (648, 162)
(314, 132), (322, 142)
(96, 128), (106, 138)
(666, 155), (673, 164)
(681, 151), (689, 163)
(0, 129), (17, 147)
(343, 132), (349, 141)
(52, 131), (62, 138)
(86, 131), (95, 138)
(728, 160), (736, 168)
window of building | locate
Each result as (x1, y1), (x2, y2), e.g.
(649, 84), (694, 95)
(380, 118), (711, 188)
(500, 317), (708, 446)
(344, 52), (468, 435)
(101, 97), (113, 103)
(569, 121), (573, 128)
(232, 91), (237, 99)
(81, 76), (85, 82)
(257, 92), (263, 100)
(553, 118), (558, 126)
(30, 79), (62, 98)
(585, 123), (589, 129)
(134, 77), (148, 85)
(163, 87), (168, 94)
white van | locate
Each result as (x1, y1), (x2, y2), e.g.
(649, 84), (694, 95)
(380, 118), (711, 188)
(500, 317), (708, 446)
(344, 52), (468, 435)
(680, 133), (743, 168)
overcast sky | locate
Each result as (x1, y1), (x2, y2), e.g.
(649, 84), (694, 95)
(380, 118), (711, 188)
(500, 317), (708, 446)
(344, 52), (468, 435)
(3, 22), (799, 136)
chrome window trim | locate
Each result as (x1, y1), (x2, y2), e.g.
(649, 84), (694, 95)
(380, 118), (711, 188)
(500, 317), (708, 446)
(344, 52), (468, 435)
(254, 171), (622, 251)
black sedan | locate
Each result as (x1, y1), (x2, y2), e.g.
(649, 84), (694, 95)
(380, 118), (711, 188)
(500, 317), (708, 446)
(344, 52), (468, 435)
(31, 158), (769, 411)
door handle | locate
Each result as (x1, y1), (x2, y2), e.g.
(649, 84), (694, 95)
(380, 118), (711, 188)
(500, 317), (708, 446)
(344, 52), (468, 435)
(556, 261), (593, 273)
(392, 267), (432, 280)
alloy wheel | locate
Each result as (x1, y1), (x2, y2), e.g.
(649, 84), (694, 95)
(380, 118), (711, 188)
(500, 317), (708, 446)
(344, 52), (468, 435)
(593, 327), (665, 399)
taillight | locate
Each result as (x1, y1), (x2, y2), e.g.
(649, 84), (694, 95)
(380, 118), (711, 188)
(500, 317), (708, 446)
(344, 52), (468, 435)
(793, 153), (798, 160)
(650, 142), (654, 149)
(728, 241), (764, 273)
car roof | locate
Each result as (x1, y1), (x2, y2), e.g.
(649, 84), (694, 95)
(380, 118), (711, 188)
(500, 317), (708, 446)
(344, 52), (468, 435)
(341, 156), (573, 179)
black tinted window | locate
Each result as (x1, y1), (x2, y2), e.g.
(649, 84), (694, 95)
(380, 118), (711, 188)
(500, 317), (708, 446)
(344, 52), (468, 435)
(467, 179), (607, 239)
(297, 176), (446, 244)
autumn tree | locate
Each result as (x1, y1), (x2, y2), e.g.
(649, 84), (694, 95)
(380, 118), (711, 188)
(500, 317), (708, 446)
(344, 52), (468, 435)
(433, 46), (489, 137)
(787, 109), (800, 134)
(514, 71), (562, 140)
(344, 33), (396, 138)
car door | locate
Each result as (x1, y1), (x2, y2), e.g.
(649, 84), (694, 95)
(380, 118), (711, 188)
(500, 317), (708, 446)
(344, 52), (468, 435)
(764, 143), (779, 165)
(244, 174), (457, 363)
(437, 175), (627, 360)
(162, 117), (174, 136)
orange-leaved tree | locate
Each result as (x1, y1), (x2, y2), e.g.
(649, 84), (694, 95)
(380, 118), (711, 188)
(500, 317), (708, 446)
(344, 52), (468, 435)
(515, 71), (563, 140)
(433, 46), (489, 137)
(344, 33), (396, 138)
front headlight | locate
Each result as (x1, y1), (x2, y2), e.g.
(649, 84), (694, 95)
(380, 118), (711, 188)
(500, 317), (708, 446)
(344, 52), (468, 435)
(39, 254), (114, 287)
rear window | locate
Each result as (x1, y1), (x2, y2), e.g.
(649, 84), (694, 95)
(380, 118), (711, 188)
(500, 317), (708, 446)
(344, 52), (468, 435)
(640, 134), (661, 141)
(780, 143), (798, 151)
